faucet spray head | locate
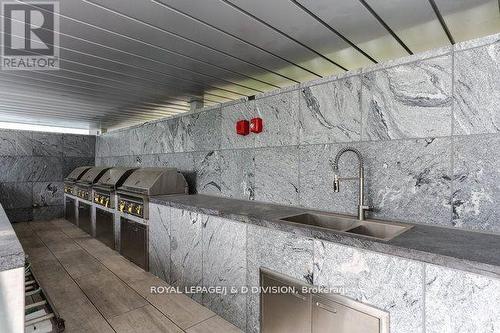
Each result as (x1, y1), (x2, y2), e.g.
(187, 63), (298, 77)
(333, 174), (340, 192)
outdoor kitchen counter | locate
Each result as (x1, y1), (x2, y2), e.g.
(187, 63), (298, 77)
(0, 204), (24, 272)
(151, 194), (500, 279)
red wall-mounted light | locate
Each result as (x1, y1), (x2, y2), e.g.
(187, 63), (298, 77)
(236, 120), (250, 136)
(250, 117), (263, 133)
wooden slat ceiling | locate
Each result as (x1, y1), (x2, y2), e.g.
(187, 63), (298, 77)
(1, 0), (499, 130)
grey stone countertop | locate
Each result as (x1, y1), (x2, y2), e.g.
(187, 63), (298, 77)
(0, 204), (24, 271)
(151, 194), (500, 279)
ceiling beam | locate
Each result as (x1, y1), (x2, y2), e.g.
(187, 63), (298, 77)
(428, 0), (455, 45)
(358, 0), (413, 55)
(288, 0), (378, 64)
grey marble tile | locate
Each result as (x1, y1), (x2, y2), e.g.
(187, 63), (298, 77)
(361, 56), (452, 140)
(95, 136), (106, 158)
(126, 155), (146, 168)
(255, 90), (299, 147)
(130, 122), (173, 155)
(5, 208), (32, 223)
(96, 156), (126, 168)
(453, 135), (500, 233)
(247, 225), (314, 333)
(364, 138), (452, 225)
(191, 109), (222, 151)
(97, 131), (130, 157)
(31, 133), (62, 156)
(94, 157), (103, 167)
(129, 124), (145, 156)
(149, 203), (171, 283)
(454, 42), (500, 135)
(219, 149), (255, 201)
(221, 100), (256, 149)
(202, 216), (247, 330)
(33, 205), (63, 221)
(314, 240), (424, 333)
(33, 182), (64, 207)
(301, 139), (452, 225)
(0, 157), (33, 182)
(168, 116), (195, 153)
(299, 144), (360, 216)
(62, 157), (95, 178)
(138, 154), (161, 167)
(62, 134), (95, 157)
(30, 157), (63, 182)
(194, 151), (222, 196)
(0, 182), (32, 209)
(299, 76), (361, 145)
(0, 129), (33, 156)
(254, 146), (299, 206)
(170, 208), (204, 301)
(426, 264), (500, 333)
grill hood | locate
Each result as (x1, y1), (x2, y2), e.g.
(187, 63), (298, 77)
(94, 167), (138, 191)
(65, 166), (92, 182)
(118, 167), (188, 196)
(77, 167), (111, 185)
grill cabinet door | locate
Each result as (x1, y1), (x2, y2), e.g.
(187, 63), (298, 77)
(312, 296), (380, 333)
(96, 209), (115, 249)
(78, 202), (92, 235)
(120, 218), (148, 270)
(65, 197), (76, 224)
(261, 274), (311, 333)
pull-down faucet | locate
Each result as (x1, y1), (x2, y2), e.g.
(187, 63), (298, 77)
(331, 147), (372, 221)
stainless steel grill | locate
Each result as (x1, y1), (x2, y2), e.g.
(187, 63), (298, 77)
(63, 166), (92, 195)
(117, 167), (188, 271)
(75, 167), (111, 201)
(93, 167), (138, 250)
(117, 167), (188, 219)
(93, 167), (138, 209)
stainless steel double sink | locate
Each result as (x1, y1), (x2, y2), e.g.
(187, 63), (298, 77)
(279, 212), (413, 241)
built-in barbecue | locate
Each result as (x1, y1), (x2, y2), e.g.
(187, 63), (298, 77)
(64, 166), (92, 224)
(116, 167), (188, 270)
(75, 167), (111, 201)
(63, 166), (92, 196)
(92, 167), (137, 250)
(74, 167), (111, 235)
(93, 167), (138, 209)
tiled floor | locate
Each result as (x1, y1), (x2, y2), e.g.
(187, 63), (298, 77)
(13, 219), (243, 333)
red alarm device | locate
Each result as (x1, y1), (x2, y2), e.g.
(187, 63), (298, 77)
(236, 120), (250, 136)
(250, 117), (263, 133)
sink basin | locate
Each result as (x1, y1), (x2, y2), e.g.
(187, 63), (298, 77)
(279, 212), (413, 241)
(281, 213), (357, 231)
(345, 222), (411, 241)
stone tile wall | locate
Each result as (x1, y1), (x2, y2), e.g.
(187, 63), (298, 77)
(97, 33), (500, 233)
(0, 130), (95, 222)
